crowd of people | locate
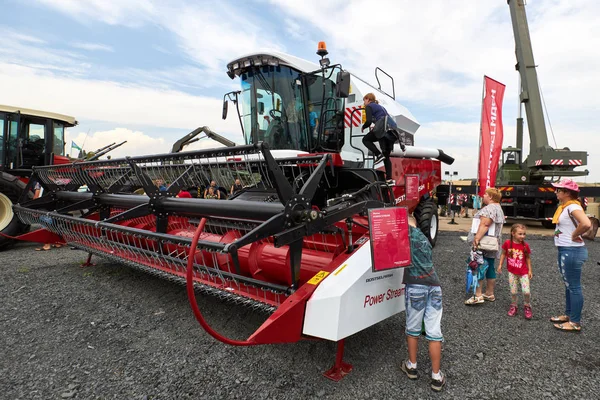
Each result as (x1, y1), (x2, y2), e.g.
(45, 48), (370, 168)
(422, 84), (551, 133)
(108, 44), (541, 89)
(400, 178), (593, 392)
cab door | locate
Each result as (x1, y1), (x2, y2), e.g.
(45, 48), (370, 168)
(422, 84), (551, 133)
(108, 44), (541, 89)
(18, 117), (47, 169)
(2, 112), (20, 171)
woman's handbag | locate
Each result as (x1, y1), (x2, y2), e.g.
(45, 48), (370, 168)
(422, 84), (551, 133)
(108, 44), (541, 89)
(568, 210), (599, 241)
(371, 115), (388, 139)
(478, 235), (499, 252)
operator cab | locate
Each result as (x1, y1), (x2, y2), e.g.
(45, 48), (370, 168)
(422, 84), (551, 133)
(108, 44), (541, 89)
(0, 105), (77, 173)
(501, 146), (522, 166)
(223, 45), (350, 154)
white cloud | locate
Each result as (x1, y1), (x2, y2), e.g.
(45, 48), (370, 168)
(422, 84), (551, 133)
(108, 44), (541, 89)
(4, 30), (46, 44)
(0, 26), (89, 75)
(34, 0), (287, 85)
(284, 18), (304, 40)
(0, 62), (243, 142)
(66, 128), (165, 159)
(35, 0), (157, 27)
(71, 42), (114, 52)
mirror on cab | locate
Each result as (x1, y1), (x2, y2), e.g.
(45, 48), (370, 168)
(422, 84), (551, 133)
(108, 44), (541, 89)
(258, 102), (265, 115)
(335, 71), (351, 98)
(222, 100), (228, 119)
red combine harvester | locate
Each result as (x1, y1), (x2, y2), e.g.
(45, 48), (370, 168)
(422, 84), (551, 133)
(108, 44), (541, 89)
(14, 44), (454, 380)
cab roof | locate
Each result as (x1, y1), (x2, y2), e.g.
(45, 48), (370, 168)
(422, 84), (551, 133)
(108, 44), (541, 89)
(226, 51), (320, 77)
(0, 105), (77, 127)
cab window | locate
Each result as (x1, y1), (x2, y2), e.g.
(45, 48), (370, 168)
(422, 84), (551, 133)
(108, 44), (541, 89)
(53, 122), (65, 156)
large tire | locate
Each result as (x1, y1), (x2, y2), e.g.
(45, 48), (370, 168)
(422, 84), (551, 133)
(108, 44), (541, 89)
(414, 198), (439, 247)
(0, 173), (30, 250)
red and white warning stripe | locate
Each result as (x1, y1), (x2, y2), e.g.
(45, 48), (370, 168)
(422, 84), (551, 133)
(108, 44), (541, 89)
(344, 106), (363, 128)
(569, 159), (582, 166)
(584, 197), (588, 207)
(550, 159), (564, 165)
(535, 160), (542, 166)
(449, 194), (455, 205)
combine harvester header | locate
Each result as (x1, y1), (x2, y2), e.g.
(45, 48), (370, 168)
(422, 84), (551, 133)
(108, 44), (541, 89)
(14, 43), (453, 380)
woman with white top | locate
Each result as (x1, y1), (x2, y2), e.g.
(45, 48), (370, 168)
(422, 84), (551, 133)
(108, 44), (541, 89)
(549, 179), (591, 332)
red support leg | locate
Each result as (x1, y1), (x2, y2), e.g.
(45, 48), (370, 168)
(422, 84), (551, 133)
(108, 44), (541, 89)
(323, 339), (353, 382)
(81, 253), (95, 267)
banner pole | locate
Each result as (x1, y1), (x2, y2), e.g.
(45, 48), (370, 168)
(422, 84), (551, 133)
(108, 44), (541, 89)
(477, 76), (485, 198)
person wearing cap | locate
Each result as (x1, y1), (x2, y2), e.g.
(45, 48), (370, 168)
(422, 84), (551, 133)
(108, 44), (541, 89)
(549, 178), (591, 332)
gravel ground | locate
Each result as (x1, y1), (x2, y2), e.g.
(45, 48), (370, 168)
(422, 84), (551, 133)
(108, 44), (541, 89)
(1, 232), (599, 399)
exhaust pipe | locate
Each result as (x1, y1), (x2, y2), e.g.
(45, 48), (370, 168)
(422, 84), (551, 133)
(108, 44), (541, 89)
(391, 145), (455, 165)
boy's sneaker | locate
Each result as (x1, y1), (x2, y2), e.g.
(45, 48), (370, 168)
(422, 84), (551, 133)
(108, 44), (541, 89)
(373, 154), (384, 165)
(507, 304), (518, 317)
(400, 359), (418, 380)
(524, 305), (533, 320)
(431, 371), (446, 392)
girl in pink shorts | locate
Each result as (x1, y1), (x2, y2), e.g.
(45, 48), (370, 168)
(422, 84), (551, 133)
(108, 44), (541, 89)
(497, 224), (533, 319)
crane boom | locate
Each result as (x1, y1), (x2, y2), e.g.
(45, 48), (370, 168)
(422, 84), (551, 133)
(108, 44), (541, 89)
(508, 0), (548, 151)
(171, 126), (236, 153)
(505, 0), (587, 180)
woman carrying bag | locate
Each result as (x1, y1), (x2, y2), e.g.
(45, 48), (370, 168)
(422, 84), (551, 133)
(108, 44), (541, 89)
(465, 188), (504, 305)
(361, 93), (399, 184)
(549, 179), (591, 332)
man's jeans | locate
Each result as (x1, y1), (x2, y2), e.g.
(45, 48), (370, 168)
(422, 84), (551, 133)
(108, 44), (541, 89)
(557, 246), (588, 323)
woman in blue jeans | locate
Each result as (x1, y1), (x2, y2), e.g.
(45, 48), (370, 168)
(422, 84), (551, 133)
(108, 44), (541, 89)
(549, 179), (591, 332)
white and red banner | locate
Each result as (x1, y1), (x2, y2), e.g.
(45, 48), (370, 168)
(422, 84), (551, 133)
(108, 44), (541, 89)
(478, 76), (506, 197)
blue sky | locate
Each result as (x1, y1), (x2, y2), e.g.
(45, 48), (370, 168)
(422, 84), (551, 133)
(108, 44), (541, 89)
(1, 0), (599, 181)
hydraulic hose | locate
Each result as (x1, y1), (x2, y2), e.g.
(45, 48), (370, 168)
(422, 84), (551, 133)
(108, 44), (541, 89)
(186, 217), (254, 346)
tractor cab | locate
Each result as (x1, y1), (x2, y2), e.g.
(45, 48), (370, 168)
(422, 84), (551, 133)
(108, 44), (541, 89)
(0, 105), (77, 174)
(223, 46), (350, 154)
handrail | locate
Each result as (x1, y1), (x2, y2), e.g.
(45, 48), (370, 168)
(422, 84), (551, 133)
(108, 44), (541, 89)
(375, 67), (395, 100)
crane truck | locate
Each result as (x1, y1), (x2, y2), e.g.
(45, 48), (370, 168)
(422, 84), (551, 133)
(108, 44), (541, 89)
(438, 0), (600, 226)
(497, 0), (595, 227)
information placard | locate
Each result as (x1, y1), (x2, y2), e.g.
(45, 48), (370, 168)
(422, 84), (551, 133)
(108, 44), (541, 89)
(368, 207), (412, 272)
(405, 174), (420, 201)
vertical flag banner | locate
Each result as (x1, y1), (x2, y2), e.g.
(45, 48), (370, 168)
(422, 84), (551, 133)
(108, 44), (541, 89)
(478, 76), (506, 197)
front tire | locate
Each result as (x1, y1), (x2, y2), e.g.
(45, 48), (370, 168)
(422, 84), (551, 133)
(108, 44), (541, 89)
(0, 173), (30, 250)
(414, 198), (439, 247)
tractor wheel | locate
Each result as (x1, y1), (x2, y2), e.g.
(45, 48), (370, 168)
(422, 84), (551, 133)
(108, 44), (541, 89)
(0, 173), (31, 250)
(541, 220), (555, 229)
(414, 198), (439, 247)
